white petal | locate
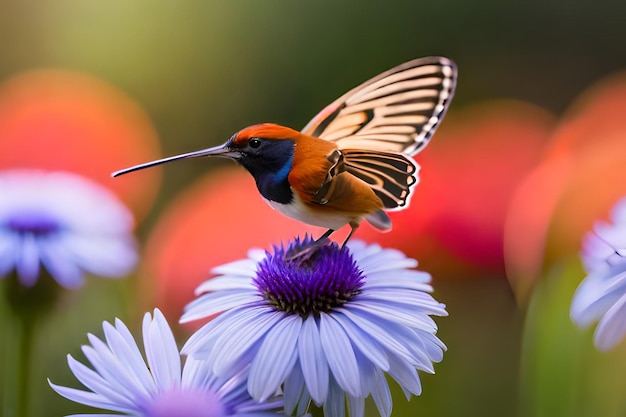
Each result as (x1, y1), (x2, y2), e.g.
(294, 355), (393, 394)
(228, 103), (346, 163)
(387, 353), (421, 396)
(371, 369), (392, 417)
(296, 388), (311, 417)
(65, 354), (134, 408)
(333, 311), (389, 371)
(180, 356), (213, 391)
(365, 269), (432, 290)
(0, 233), (19, 277)
(62, 234), (137, 278)
(182, 290), (261, 322)
(352, 349), (378, 399)
(102, 320), (154, 396)
(210, 258), (260, 278)
(182, 306), (272, 356)
(210, 309), (282, 376)
(594, 291), (626, 350)
(349, 299), (445, 331)
(298, 315), (329, 404)
(48, 380), (132, 413)
(337, 307), (414, 363)
(82, 336), (146, 400)
(16, 234), (40, 286)
(571, 269), (626, 327)
(347, 394), (365, 417)
(247, 248), (268, 263)
(351, 243), (417, 273)
(283, 361), (306, 414)
(39, 238), (84, 288)
(345, 240), (367, 254)
(324, 375), (346, 417)
(319, 313), (361, 397)
(143, 309), (181, 391)
(347, 241), (381, 263)
(363, 257), (418, 274)
(194, 275), (256, 294)
(248, 314), (301, 401)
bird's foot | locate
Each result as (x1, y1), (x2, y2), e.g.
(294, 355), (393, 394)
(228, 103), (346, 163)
(285, 237), (332, 263)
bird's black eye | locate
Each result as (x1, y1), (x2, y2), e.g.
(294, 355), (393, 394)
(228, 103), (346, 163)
(249, 138), (261, 148)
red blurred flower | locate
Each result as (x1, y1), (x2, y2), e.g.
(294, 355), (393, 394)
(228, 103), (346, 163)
(547, 138), (626, 257)
(357, 100), (556, 278)
(505, 72), (626, 303)
(546, 72), (626, 159)
(0, 69), (162, 220)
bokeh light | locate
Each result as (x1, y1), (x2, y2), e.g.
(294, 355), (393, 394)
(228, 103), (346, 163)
(505, 71), (626, 303)
(546, 72), (626, 259)
(0, 69), (162, 220)
(357, 100), (556, 278)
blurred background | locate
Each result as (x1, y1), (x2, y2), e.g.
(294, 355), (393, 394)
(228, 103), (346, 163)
(1, 1), (626, 416)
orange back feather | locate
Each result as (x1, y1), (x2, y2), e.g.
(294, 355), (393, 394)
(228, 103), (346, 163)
(290, 134), (384, 215)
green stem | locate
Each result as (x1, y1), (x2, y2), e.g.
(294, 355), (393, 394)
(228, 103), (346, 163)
(1, 309), (37, 417)
(3, 272), (58, 417)
(16, 314), (35, 417)
(1, 310), (13, 417)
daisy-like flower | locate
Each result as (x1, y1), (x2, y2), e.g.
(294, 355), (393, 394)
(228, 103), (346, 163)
(571, 197), (626, 351)
(181, 237), (448, 417)
(50, 308), (287, 417)
(0, 169), (137, 289)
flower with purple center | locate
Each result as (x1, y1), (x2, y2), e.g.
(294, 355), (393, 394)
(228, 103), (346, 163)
(571, 197), (626, 351)
(181, 237), (448, 417)
(0, 169), (137, 288)
(49, 308), (287, 417)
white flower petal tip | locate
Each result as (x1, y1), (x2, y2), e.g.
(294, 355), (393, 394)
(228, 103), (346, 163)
(571, 196), (626, 351)
(0, 169), (138, 289)
(50, 308), (287, 416)
(183, 237), (447, 417)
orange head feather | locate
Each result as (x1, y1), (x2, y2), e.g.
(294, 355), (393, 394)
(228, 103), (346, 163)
(231, 123), (301, 147)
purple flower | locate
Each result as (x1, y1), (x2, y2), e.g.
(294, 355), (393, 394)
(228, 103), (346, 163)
(0, 170), (137, 288)
(571, 197), (626, 351)
(181, 237), (447, 417)
(49, 309), (286, 417)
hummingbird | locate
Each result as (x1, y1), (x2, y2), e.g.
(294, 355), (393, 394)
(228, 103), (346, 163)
(113, 56), (457, 251)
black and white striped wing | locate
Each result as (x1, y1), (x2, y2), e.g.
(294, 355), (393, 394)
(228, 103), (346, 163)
(342, 149), (418, 210)
(301, 56), (456, 156)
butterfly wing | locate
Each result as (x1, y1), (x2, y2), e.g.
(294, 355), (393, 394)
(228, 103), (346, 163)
(301, 56), (456, 155)
(311, 148), (418, 211)
(341, 149), (418, 210)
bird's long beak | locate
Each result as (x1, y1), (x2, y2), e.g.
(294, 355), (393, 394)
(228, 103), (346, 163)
(112, 144), (238, 177)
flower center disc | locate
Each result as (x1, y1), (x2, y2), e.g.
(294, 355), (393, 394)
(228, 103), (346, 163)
(254, 237), (364, 316)
(6, 210), (60, 234)
(144, 388), (226, 417)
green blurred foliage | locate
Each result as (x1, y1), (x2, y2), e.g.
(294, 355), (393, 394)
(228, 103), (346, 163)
(521, 259), (626, 417)
(2, 0), (625, 227)
(0, 1), (625, 416)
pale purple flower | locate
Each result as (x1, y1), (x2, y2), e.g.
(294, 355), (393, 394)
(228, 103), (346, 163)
(0, 169), (137, 288)
(181, 237), (448, 417)
(571, 197), (626, 351)
(50, 309), (286, 417)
